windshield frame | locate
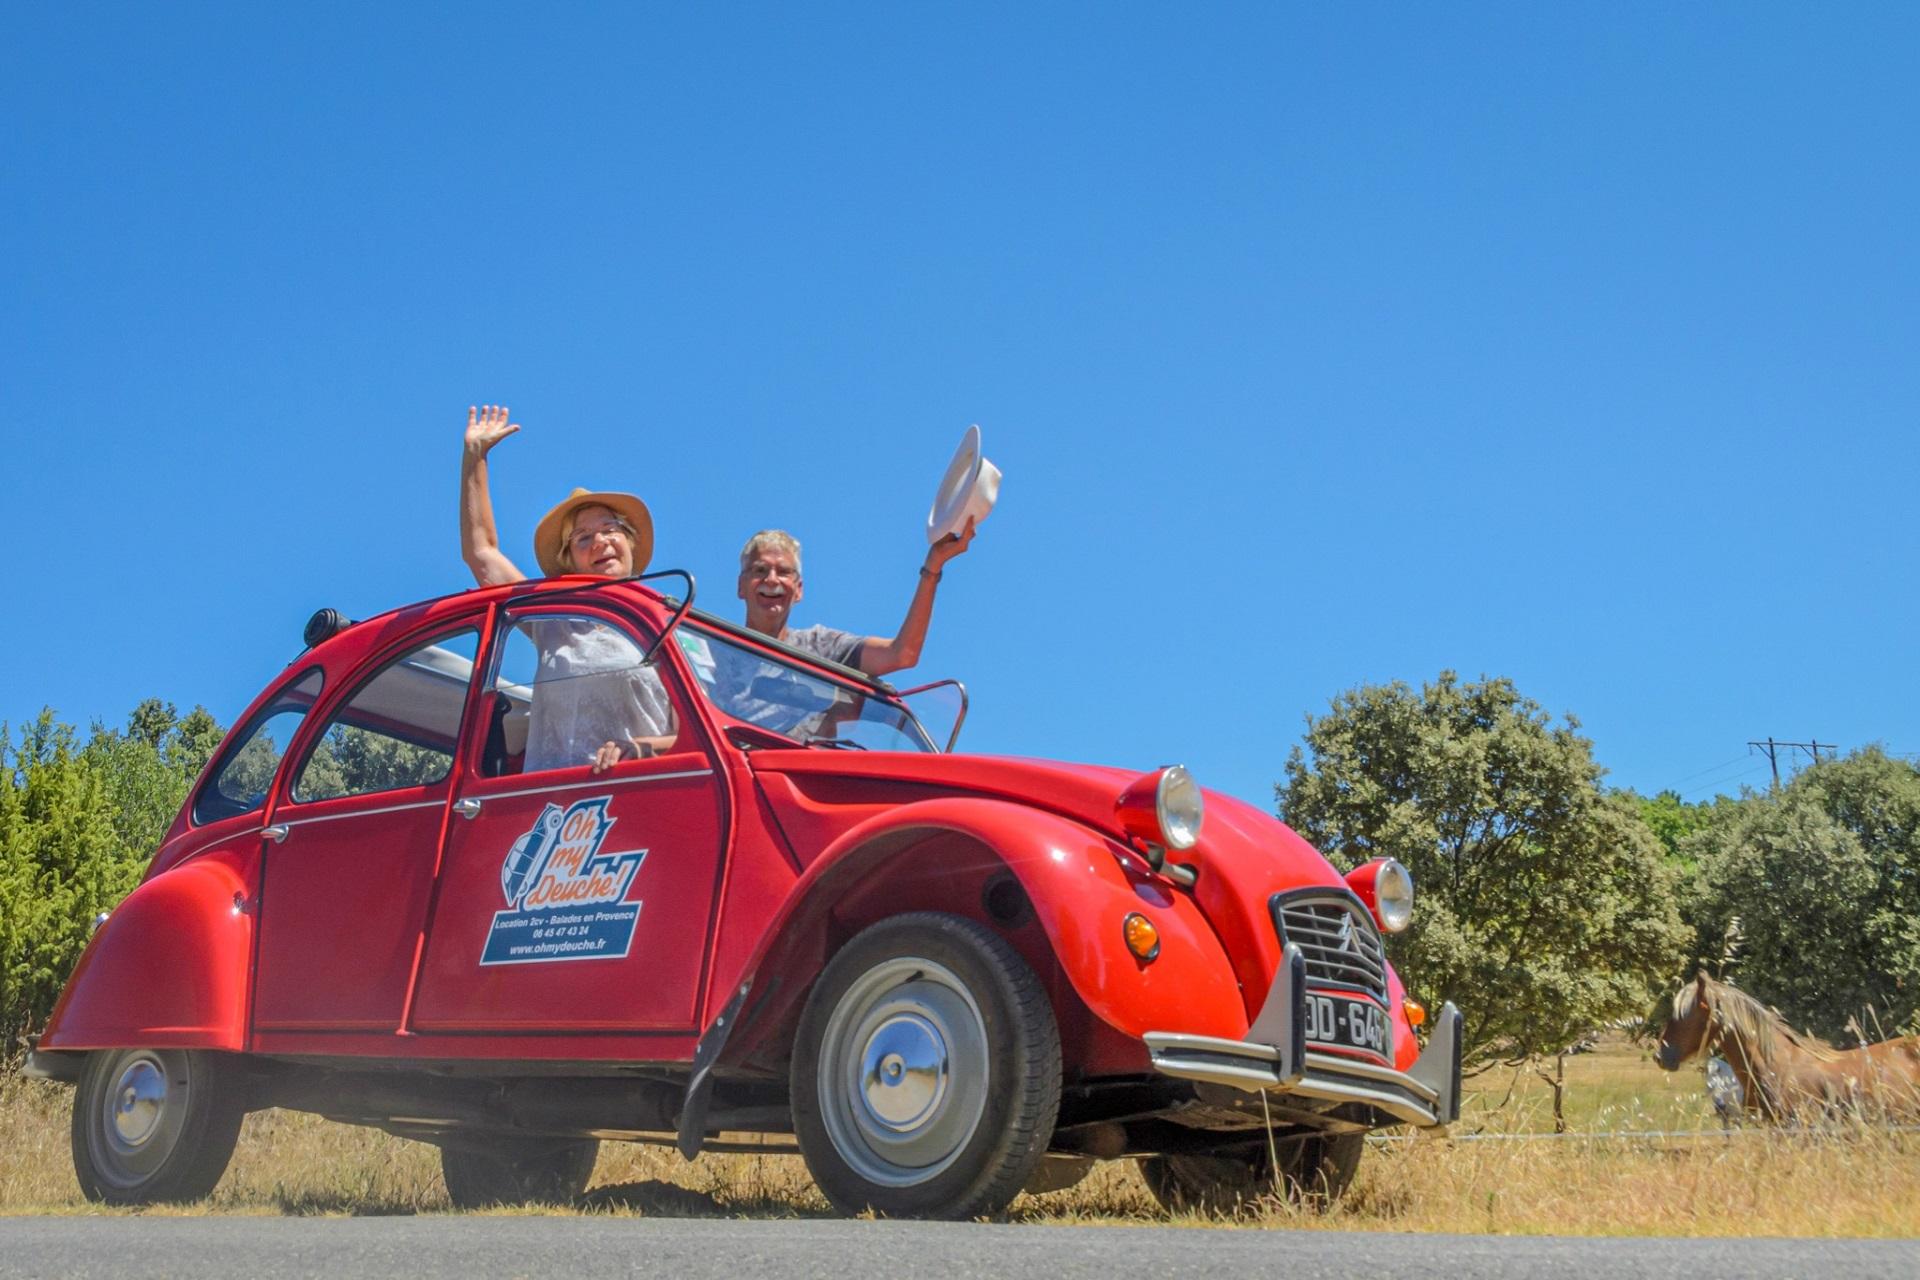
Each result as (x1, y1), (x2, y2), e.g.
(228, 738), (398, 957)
(674, 608), (937, 753)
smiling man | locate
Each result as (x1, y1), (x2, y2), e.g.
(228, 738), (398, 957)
(737, 524), (973, 678)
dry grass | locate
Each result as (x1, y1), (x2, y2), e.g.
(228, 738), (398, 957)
(6, 1038), (1918, 1235)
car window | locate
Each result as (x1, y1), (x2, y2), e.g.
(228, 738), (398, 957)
(292, 630), (480, 802)
(480, 614), (680, 778)
(193, 668), (325, 824)
(674, 628), (933, 752)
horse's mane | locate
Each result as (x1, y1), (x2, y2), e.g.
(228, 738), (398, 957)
(1681, 975), (1839, 1071)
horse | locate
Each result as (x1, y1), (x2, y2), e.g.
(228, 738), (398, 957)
(1654, 972), (1920, 1123)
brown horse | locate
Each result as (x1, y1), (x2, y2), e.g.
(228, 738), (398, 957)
(1655, 972), (1920, 1122)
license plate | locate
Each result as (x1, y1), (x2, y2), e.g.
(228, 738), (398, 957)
(1304, 992), (1387, 1056)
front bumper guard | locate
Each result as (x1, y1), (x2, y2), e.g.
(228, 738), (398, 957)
(1143, 943), (1463, 1130)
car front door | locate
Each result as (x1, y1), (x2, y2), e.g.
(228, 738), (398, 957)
(253, 625), (483, 1032)
(408, 606), (729, 1034)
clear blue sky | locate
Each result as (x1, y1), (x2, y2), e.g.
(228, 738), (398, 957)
(4, 4), (1916, 810)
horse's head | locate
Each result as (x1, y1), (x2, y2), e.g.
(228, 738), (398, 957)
(1656, 972), (1714, 1070)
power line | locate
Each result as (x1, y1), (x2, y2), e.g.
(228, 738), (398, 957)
(1667, 753), (1754, 789)
(1682, 762), (1767, 801)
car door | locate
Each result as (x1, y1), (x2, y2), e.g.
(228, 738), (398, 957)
(408, 605), (729, 1033)
(252, 624), (484, 1032)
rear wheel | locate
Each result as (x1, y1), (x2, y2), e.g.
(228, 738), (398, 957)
(1139, 1131), (1365, 1214)
(440, 1137), (600, 1209)
(72, 1048), (246, 1205)
(791, 912), (1061, 1219)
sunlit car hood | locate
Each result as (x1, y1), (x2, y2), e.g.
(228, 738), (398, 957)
(749, 750), (1356, 1019)
(754, 751), (1342, 882)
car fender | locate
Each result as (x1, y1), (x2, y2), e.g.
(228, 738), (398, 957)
(720, 796), (1248, 1053)
(38, 848), (255, 1051)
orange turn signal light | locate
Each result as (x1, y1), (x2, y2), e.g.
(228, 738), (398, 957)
(1122, 913), (1161, 962)
(1404, 998), (1427, 1028)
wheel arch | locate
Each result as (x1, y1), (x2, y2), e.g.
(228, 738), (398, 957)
(39, 849), (256, 1052)
(716, 796), (1245, 1076)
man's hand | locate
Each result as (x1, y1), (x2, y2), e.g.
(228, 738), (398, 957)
(465, 404), (520, 459)
(925, 515), (976, 573)
(590, 740), (624, 774)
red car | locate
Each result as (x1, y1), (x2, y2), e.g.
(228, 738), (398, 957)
(26, 572), (1461, 1218)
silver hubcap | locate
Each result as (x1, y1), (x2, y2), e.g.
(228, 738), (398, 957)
(818, 957), (989, 1187)
(112, 1059), (167, 1146)
(92, 1050), (189, 1187)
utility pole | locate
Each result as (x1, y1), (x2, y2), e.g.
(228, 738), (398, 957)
(1747, 737), (1837, 790)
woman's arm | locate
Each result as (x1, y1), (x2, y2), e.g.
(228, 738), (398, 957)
(460, 404), (527, 587)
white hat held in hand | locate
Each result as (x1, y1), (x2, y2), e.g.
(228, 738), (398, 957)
(927, 424), (1001, 544)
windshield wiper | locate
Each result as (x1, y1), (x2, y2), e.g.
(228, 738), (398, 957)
(804, 737), (868, 751)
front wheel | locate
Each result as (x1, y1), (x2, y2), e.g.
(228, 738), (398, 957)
(72, 1048), (247, 1205)
(440, 1137), (600, 1209)
(791, 912), (1061, 1219)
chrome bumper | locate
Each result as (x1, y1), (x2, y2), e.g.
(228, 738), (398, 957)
(1143, 943), (1463, 1130)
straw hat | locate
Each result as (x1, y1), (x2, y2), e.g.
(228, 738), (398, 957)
(533, 488), (655, 577)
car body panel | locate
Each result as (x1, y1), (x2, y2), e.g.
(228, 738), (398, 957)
(39, 847), (256, 1050)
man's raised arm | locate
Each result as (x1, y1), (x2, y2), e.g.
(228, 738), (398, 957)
(857, 517), (976, 677)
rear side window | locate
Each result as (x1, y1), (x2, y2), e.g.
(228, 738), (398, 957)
(293, 630), (480, 803)
(193, 669), (325, 824)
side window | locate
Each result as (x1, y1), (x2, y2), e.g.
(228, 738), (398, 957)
(292, 630), (480, 803)
(193, 669), (324, 824)
(481, 614), (679, 778)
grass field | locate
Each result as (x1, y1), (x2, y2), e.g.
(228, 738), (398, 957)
(5, 1037), (1918, 1235)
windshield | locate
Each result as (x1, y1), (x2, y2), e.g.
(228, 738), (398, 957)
(675, 627), (934, 752)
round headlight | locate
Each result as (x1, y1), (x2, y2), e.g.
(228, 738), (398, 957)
(1375, 858), (1414, 933)
(1156, 765), (1204, 851)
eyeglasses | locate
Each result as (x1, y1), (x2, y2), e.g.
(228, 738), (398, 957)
(569, 523), (631, 553)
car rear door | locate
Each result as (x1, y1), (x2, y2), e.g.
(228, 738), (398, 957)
(252, 623), (484, 1032)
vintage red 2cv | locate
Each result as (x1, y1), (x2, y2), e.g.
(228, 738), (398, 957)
(27, 572), (1461, 1217)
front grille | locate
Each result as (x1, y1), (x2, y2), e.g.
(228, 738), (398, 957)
(1272, 890), (1387, 1005)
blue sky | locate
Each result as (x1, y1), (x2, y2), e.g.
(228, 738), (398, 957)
(3, 4), (1916, 809)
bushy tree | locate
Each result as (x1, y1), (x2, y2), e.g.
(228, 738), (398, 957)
(1277, 672), (1688, 1066)
(1688, 748), (1920, 1043)
(1, 702), (223, 1046)
(1625, 788), (1736, 976)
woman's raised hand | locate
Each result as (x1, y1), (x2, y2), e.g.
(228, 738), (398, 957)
(465, 404), (520, 457)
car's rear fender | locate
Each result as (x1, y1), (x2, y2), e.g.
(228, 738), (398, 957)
(37, 847), (257, 1051)
(714, 796), (1249, 1073)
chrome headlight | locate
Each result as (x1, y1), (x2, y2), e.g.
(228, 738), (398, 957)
(1375, 858), (1414, 933)
(1156, 765), (1204, 851)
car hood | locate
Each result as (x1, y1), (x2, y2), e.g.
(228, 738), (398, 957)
(749, 750), (1354, 1014)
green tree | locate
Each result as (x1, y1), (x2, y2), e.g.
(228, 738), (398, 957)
(1277, 672), (1688, 1066)
(1624, 788), (1737, 977)
(1688, 747), (1920, 1043)
(1, 702), (225, 1046)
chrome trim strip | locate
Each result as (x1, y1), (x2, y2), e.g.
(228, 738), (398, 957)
(276, 798), (447, 830)
(1300, 1050), (1440, 1101)
(1144, 1032), (1281, 1062)
(475, 768), (715, 803)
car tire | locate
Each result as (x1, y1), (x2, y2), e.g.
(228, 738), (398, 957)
(71, 1048), (247, 1205)
(440, 1136), (600, 1209)
(791, 912), (1061, 1219)
(1139, 1132), (1365, 1215)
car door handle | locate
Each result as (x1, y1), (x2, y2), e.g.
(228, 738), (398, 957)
(453, 798), (483, 819)
(262, 824), (290, 843)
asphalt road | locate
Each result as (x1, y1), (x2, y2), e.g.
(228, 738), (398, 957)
(0, 1218), (1914, 1280)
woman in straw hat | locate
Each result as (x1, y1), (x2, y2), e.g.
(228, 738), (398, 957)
(459, 404), (674, 771)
